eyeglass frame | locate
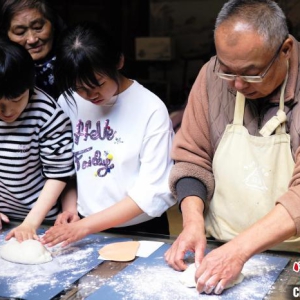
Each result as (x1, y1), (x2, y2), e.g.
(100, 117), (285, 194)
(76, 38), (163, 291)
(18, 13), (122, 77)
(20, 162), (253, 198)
(213, 39), (286, 83)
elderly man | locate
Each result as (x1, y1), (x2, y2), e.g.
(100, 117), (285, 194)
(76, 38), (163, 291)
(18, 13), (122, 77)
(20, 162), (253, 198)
(165, 0), (300, 295)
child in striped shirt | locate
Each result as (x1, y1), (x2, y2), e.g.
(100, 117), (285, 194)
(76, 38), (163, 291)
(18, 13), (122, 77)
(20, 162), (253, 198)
(0, 37), (75, 242)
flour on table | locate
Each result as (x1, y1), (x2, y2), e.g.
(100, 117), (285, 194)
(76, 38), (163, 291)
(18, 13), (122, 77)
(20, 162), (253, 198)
(0, 238), (52, 264)
(179, 263), (244, 289)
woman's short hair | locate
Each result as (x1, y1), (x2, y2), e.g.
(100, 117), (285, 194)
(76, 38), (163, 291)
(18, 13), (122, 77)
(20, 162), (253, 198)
(0, 35), (35, 99)
(0, 0), (65, 38)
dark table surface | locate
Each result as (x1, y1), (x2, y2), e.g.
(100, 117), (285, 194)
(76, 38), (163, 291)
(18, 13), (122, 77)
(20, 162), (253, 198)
(1, 221), (300, 300)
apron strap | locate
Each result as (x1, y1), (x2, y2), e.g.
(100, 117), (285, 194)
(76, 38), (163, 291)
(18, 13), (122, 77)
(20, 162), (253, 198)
(259, 60), (289, 137)
(233, 91), (245, 125)
(259, 110), (286, 137)
(232, 60), (289, 135)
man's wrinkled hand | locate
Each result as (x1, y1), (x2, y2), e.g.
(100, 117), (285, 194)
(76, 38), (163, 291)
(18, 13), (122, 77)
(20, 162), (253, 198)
(164, 223), (206, 271)
(195, 242), (246, 295)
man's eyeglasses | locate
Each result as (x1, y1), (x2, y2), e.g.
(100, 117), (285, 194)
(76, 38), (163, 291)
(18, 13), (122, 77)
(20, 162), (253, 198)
(213, 40), (285, 83)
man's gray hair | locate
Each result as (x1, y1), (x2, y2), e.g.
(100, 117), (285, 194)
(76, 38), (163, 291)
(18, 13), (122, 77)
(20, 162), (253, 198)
(214, 0), (289, 50)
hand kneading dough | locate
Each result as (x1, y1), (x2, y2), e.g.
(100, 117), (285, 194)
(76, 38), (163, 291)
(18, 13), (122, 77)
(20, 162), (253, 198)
(0, 238), (52, 264)
(179, 263), (244, 289)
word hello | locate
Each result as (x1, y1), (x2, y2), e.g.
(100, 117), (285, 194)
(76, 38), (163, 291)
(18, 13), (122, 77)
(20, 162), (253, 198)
(74, 119), (115, 145)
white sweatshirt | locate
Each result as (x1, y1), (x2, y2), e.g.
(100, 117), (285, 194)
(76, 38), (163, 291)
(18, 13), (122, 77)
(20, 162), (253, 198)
(58, 80), (175, 226)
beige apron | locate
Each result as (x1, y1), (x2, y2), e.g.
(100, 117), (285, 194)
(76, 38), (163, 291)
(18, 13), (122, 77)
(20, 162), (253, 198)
(205, 68), (300, 251)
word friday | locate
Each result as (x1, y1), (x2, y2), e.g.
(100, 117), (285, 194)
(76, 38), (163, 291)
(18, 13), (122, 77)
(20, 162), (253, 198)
(74, 147), (114, 177)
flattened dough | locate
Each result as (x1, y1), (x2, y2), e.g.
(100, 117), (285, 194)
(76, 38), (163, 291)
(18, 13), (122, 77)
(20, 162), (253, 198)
(179, 263), (244, 289)
(99, 241), (140, 262)
(0, 238), (52, 264)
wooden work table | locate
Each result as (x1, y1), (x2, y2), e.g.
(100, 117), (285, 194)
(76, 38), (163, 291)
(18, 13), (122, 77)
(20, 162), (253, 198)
(1, 222), (300, 300)
(49, 231), (300, 300)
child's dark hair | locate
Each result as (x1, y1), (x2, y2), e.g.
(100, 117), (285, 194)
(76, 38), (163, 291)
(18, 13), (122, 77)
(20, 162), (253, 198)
(54, 21), (122, 100)
(0, 35), (35, 99)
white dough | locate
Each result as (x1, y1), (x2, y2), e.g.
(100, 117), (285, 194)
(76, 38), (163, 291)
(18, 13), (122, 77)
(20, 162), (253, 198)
(0, 238), (52, 264)
(179, 263), (198, 287)
(179, 263), (244, 289)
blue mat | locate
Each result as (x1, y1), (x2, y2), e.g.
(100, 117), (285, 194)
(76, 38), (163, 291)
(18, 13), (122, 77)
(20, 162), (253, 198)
(0, 228), (131, 300)
(87, 243), (290, 300)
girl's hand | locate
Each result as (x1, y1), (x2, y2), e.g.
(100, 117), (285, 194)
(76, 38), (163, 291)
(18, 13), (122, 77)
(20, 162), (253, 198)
(41, 221), (89, 247)
(55, 211), (80, 225)
(0, 213), (10, 230)
(5, 223), (38, 242)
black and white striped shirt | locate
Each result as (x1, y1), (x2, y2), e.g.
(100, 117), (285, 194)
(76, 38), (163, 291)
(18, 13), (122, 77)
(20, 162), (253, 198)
(0, 88), (75, 221)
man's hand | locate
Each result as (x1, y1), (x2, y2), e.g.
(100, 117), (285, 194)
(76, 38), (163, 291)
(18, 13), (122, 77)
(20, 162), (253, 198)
(55, 211), (80, 225)
(164, 222), (207, 271)
(165, 196), (206, 271)
(5, 223), (38, 242)
(41, 221), (89, 247)
(195, 242), (246, 294)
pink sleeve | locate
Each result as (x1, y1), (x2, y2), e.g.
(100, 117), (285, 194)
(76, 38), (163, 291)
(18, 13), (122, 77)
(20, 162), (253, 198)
(169, 63), (215, 201)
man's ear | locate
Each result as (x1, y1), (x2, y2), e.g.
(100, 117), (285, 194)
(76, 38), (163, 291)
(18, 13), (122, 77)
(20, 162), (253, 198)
(117, 54), (124, 70)
(281, 37), (293, 59)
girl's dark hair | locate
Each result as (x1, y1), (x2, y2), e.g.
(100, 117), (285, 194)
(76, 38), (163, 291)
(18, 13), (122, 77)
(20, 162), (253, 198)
(0, 35), (35, 99)
(54, 21), (122, 100)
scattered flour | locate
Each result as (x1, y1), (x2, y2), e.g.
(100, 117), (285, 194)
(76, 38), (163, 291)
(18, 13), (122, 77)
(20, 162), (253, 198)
(0, 233), (288, 300)
(0, 234), (105, 299)
(0, 246), (94, 298)
(102, 254), (288, 300)
(77, 274), (109, 298)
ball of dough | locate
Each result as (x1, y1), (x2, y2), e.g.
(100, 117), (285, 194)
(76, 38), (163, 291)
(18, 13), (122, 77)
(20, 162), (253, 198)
(179, 263), (244, 289)
(179, 263), (198, 287)
(0, 238), (52, 264)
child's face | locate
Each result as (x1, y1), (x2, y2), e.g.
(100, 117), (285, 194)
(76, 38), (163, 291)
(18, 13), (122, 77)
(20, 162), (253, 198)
(0, 90), (29, 123)
(74, 73), (119, 105)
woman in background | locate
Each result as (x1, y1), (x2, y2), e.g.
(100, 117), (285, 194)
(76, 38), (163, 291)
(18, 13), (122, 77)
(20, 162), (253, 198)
(41, 22), (175, 247)
(0, 0), (65, 99)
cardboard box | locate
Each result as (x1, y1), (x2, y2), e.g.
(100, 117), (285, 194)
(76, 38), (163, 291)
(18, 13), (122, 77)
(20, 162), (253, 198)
(135, 37), (174, 61)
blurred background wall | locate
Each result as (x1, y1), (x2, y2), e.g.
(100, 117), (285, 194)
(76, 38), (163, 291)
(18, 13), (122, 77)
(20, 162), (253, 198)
(51, 0), (300, 110)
